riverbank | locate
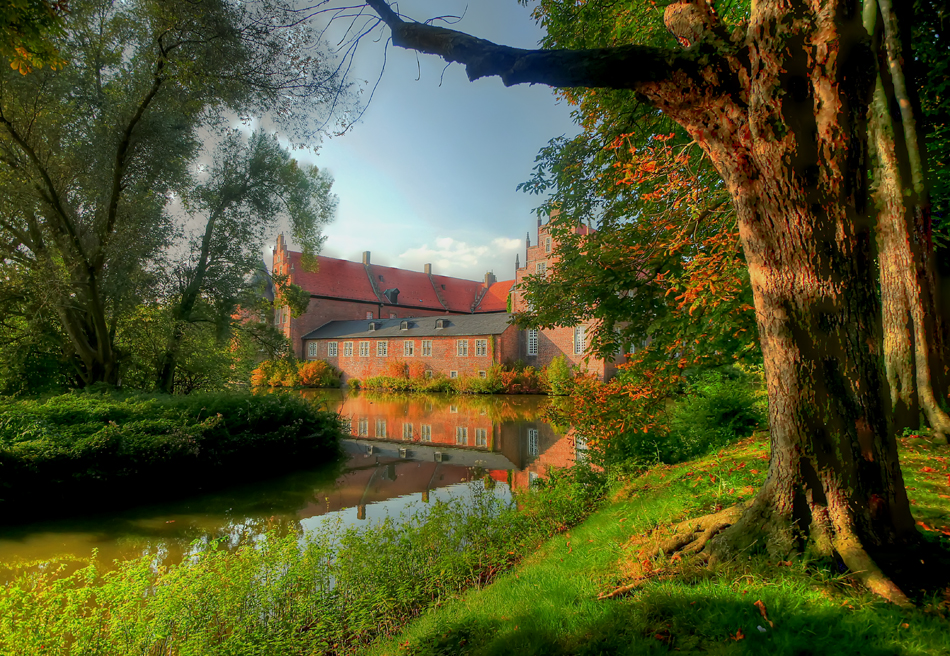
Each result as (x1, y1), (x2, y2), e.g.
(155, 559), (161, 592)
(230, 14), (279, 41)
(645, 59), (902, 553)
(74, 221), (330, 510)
(370, 433), (950, 656)
(0, 466), (606, 654)
(0, 390), (344, 523)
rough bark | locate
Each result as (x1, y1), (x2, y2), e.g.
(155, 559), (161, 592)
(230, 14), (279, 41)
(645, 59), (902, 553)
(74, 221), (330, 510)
(867, 0), (950, 440)
(361, 0), (935, 601)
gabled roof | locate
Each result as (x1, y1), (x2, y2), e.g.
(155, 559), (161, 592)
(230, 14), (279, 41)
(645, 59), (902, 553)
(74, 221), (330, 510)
(284, 250), (513, 313)
(302, 314), (515, 340)
(429, 273), (486, 313)
(475, 280), (514, 312)
(366, 263), (444, 310)
(289, 253), (379, 303)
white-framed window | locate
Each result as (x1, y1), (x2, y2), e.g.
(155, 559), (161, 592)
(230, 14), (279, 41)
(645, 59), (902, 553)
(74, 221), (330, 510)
(403, 423), (413, 440)
(527, 329), (539, 356)
(536, 262), (546, 275)
(456, 339), (468, 357)
(377, 341), (388, 357)
(389, 312), (397, 319)
(404, 340), (414, 356)
(450, 405), (458, 413)
(307, 342), (318, 358)
(450, 371), (458, 379)
(421, 425), (432, 442)
(341, 416), (353, 434)
(528, 428), (539, 457)
(375, 419), (387, 438)
(358, 418), (368, 436)
(366, 311), (373, 319)
(545, 236), (552, 253)
(475, 428), (487, 447)
(478, 370), (486, 378)
(359, 341), (370, 357)
(456, 427), (468, 445)
(344, 341), (353, 356)
(475, 339), (488, 356)
(573, 325), (586, 355)
(421, 340), (433, 356)
(327, 342), (338, 357)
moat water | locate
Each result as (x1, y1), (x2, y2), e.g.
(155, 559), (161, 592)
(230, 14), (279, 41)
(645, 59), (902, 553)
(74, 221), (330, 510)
(0, 391), (581, 580)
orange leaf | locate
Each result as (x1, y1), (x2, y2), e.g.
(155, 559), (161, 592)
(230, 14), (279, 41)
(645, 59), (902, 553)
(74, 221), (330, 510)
(731, 629), (745, 641)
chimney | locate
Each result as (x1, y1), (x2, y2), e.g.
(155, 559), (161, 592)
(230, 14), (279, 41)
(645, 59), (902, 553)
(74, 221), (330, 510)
(362, 251), (371, 265)
(484, 272), (496, 285)
(424, 263), (432, 275)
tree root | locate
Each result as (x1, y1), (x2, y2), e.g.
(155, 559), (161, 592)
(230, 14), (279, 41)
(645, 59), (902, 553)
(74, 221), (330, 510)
(599, 502), (916, 607)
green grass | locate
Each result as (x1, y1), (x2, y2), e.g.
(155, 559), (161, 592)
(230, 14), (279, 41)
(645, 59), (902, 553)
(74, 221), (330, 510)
(369, 434), (950, 656)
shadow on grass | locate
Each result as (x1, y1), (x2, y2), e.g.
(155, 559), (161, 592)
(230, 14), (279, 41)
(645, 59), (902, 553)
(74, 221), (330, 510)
(400, 583), (947, 656)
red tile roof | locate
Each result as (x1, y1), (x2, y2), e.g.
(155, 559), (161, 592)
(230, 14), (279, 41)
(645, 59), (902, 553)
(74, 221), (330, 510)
(289, 253), (379, 303)
(429, 273), (486, 313)
(283, 248), (513, 314)
(476, 280), (514, 312)
(366, 264), (444, 310)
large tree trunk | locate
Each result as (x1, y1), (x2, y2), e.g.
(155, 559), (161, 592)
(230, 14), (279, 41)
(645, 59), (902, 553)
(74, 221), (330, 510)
(650, 1), (919, 603)
(868, 0), (950, 440)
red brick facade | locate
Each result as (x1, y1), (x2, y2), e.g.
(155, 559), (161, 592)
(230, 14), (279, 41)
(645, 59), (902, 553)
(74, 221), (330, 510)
(511, 216), (623, 380)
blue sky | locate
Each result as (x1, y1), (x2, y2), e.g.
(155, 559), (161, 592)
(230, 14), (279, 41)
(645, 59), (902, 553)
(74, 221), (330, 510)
(281, 0), (580, 282)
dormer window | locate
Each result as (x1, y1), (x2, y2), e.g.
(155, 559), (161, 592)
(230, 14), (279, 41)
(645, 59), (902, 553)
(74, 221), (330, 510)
(400, 320), (410, 331)
(436, 318), (447, 329)
(369, 321), (380, 331)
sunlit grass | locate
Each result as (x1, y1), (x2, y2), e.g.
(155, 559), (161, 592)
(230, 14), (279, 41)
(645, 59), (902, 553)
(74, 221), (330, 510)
(371, 434), (950, 656)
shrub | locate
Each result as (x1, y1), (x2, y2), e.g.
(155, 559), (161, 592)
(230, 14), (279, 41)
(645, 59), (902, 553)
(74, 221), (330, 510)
(297, 360), (341, 388)
(545, 355), (574, 396)
(407, 360), (428, 380)
(0, 390), (344, 521)
(384, 359), (409, 379)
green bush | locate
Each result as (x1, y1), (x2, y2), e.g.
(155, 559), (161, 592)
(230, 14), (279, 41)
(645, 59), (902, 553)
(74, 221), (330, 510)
(665, 368), (767, 462)
(0, 390), (344, 521)
(0, 464), (606, 654)
(545, 355), (574, 396)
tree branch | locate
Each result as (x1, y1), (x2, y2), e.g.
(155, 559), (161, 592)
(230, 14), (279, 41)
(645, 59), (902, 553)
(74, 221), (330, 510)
(363, 0), (700, 90)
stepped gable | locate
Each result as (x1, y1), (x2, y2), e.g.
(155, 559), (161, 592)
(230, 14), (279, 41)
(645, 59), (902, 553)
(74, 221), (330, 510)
(475, 280), (514, 312)
(366, 263), (445, 311)
(289, 253), (379, 303)
(428, 273), (487, 313)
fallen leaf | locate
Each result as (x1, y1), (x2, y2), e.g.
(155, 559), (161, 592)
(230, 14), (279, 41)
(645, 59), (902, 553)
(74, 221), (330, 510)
(922, 467), (936, 473)
(731, 629), (745, 641)
(754, 599), (775, 627)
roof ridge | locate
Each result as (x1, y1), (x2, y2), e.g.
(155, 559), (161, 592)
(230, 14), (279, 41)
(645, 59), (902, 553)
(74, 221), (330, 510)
(426, 272), (450, 312)
(363, 263), (384, 305)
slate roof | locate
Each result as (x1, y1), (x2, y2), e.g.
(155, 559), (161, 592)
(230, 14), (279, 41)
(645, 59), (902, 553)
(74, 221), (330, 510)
(302, 314), (516, 340)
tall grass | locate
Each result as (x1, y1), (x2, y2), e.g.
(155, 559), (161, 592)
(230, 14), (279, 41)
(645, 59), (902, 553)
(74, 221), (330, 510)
(0, 466), (606, 655)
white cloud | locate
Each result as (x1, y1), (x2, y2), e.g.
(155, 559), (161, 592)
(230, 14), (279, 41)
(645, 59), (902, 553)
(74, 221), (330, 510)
(491, 237), (522, 251)
(397, 236), (521, 280)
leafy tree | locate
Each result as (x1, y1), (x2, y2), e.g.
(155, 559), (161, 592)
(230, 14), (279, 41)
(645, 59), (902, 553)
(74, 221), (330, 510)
(156, 129), (337, 393)
(351, 0), (947, 603)
(0, 0), (343, 387)
(0, 0), (67, 73)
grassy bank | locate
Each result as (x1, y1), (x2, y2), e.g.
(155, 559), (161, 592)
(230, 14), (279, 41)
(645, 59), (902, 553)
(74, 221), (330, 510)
(370, 433), (950, 656)
(0, 467), (605, 654)
(0, 390), (344, 522)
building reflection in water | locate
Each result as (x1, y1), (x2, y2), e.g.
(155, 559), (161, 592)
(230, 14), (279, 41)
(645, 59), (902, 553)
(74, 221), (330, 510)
(301, 390), (584, 520)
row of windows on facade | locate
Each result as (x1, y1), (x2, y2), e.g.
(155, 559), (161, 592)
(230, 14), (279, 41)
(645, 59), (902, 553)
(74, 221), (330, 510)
(343, 418), (540, 456)
(308, 339), (490, 358)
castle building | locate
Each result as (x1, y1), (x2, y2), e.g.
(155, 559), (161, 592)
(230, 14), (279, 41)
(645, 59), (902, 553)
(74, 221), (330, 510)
(275, 216), (624, 383)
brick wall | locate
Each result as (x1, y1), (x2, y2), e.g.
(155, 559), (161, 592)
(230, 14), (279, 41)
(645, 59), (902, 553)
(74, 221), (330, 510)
(307, 324), (520, 382)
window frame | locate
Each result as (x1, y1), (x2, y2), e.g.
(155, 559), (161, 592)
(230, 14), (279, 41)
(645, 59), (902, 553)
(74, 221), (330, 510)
(327, 342), (338, 357)
(359, 341), (370, 357)
(404, 340), (414, 357)
(377, 340), (388, 357)
(307, 341), (318, 358)
(456, 426), (468, 445)
(421, 340), (433, 356)
(474, 339), (488, 356)
(527, 329), (539, 356)
(573, 325), (586, 355)
(456, 339), (469, 357)
(343, 341), (353, 357)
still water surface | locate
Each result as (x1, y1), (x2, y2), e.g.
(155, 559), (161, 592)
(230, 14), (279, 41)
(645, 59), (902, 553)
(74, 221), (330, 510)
(0, 391), (580, 577)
